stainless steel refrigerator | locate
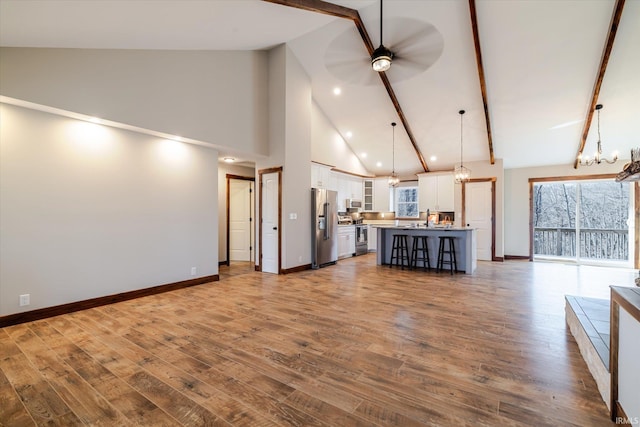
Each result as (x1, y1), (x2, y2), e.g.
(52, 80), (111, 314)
(311, 188), (338, 269)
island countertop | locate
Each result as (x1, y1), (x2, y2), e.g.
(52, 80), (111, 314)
(375, 226), (477, 274)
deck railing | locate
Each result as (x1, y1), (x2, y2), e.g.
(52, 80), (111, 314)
(534, 227), (629, 260)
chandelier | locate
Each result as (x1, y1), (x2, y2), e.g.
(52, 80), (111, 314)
(388, 122), (399, 187)
(579, 104), (618, 166)
(454, 110), (470, 184)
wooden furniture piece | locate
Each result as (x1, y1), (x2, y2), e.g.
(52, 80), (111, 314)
(437, 236), (458, 274)
(410, 235), (431, 270)
(389, 234), (410, 269)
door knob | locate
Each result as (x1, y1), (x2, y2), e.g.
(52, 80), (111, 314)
(273, 227), (278, 230)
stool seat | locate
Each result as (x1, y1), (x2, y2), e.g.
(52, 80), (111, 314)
(389, 234), (410, 269)
(410, 235), (431, 271)
(437, 236), (457, 274)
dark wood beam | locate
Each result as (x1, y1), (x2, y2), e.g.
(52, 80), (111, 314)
(262, 0), (430, 172)
(574, 0), (625, 169)
(468, 0), (495, 165)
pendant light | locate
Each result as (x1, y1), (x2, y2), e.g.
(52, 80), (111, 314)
(454, 110), (470, 184)
(371, 0), (393, 72)
(579, 104), (618, 166)
(388, 122), (399, 187)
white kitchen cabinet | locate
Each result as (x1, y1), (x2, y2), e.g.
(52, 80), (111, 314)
(363, 180), (374, 211)
(374, 178), (391, 212)
(337, 226), (355, 259)
(334, 173), (363, 211)
(418, 173), (454, 212)
(311, 163), (332, 189)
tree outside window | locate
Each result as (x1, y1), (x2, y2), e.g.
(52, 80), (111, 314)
(395, 186), (419, 218)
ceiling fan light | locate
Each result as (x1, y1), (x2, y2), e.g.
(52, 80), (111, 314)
(371, 45), (393, 72)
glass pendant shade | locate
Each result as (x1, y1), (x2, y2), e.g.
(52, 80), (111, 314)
(371, 45), (392, 72)
(388, 172), (399, 187)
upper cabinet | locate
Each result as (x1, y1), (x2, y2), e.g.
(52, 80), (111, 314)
(374, 178), (391, 212)
(311, 163), (333, 190)
(363, 180), (374, 211)
(418, 172), (454, 212)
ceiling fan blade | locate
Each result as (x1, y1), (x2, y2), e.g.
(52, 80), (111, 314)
(326, 58), (379, 86)
(387, 19), (442, 54)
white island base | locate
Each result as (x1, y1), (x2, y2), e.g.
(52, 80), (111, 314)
(376, 226), (477, 274)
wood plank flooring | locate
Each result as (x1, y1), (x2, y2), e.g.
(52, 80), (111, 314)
(2, 255), (634, 426)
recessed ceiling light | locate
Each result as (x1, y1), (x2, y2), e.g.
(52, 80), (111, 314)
(223, 157), (235, 163)
(361, 152), (367, 158)
(333, 87), (341, 95)
(376, 161), (382, 167)
(345, 131), (353, 139)
(430, 155), (437, 161)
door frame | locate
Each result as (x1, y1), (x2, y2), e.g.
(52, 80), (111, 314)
(461, 177), (498, 261)
(226, 174), (255, 266)
(257, 167), (283, 273)
(528, 174), (638, 268)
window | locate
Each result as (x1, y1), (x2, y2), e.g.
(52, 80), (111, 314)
(395, 186), (419, 218)
(533, 179), (632, 266)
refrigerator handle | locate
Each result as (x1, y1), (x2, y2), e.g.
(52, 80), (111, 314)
(323, 202), (330, 240)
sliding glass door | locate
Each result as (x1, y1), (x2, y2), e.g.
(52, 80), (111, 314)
(533, 179), (633, 266)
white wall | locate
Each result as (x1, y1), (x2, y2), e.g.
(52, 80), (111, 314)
(0, 47), (269, 157)
(218, 163), (255, 264)
(256, 45), (312, 271)
(311, 101), (370, 176)
(454, 159), (505, 258)
(504, 161), (627, 256)
(0, 103), (218, 316)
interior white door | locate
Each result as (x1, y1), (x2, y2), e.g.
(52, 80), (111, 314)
(465, 181), (492, 261)
(229, 179), (252, 262)
(261, 172), (279, 274)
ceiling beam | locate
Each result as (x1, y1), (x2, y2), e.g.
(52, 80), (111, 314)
(574, 0), (626, 169)
(262, 0), (430, 172)
(468, 0), (495, 165)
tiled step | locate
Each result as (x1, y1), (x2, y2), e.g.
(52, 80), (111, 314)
(565, 295), (610, 410)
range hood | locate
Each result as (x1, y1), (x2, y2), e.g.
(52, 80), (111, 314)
(615, 148), (640, 182)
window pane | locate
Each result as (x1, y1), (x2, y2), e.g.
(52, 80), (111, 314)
(578, 181), (629, 261)
(533, 183), (577, 257)
(395, 187), (419, 218)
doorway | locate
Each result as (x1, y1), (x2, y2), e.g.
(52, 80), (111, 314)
(259, 167), (282, 274)
(531, 177), (634, 267)
(226, 175), (255, 265)
(462, 178), (496, 261)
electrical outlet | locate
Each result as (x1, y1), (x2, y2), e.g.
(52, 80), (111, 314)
(19, 294), (30, 306)
(191, 267), (197, 276)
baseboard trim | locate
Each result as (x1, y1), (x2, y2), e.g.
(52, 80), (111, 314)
(218, 260), (229, 266)
(255, 265), (261, 272)
(281, 264), (312, 274)
(0, 274), (219, 328)
(492, 256), (504, 262)
(504, 255), (530, 260)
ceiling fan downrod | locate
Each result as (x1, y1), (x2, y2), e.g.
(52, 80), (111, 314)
(371, 0), (393, 72)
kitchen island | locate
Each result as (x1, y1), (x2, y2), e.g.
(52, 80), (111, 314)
(375, 226), (477, 274)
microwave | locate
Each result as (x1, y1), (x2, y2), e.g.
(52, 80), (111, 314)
(346, 199), (363, 209)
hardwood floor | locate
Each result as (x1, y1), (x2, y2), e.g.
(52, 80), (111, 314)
(2, 255), (633, 426)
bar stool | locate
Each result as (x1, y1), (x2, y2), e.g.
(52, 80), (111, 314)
(389, 234), (410, 270)
(410, 236), (431, 271)
(437, 236), (457, 274)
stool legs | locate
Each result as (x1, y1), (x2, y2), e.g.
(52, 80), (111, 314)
(410, 236), (431, 270)
(437, 236), (457, 274)
(389, 234), (410, 269)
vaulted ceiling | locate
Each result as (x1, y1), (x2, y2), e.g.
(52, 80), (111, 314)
(1, 0), (638, 176)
